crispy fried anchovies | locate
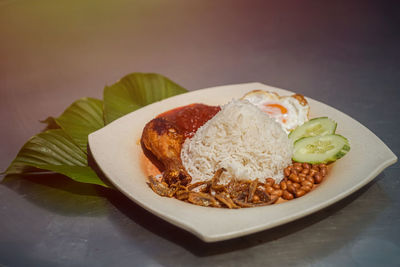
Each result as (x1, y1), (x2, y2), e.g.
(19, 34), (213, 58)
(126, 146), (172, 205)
(248, 179), (259, 202)
(177, 184), (188, 191)
(187, 181), (209, 191)
(200, 183), (212, 193)
(233, 194), (279, 207)
(233, 199), (255, 208)
(228, 181), (249, 201)
(254, 194), (279, 206)
(147, 175), (177, 197)
(211, 168), (227, 191)
(188, 192), (220, 207)
(235, 181), (250, 194)
(176, 190), (190, 200)
(255, 188), (270, 202)
(215, 192), (239, 209)
(148, 174), (282, 208)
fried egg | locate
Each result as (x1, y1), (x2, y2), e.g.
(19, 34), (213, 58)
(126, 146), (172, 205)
(241, 90), (309, 134)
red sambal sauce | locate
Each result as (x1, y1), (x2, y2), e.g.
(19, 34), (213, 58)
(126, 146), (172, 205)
(157, 103), (221, 139)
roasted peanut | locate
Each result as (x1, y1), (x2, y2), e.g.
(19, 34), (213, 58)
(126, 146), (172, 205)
(301, 168), (310, 175)
(309, 169), (317, 177)
(284, 167), (291, 177)
(282, 190), (294, 200)
(302, 163), (311, 169)
(253, 195), (260, 203)
(295, 189), (306, 197)
(266, 186), (275, 194)
(265, 178), (275, 186)
(289, 173), (300, 183)
(314, 173), (323, 184)
(294, 165), (303, 172)
(272, 189), (283, 197)
(280, 181), (287, 190)
(320, 166), (327, 177)
(293, 162), (302, 168)
(287, 184), (296, 194)
(301, 180), (313, 188)
(269, 162), (328, 202)
(301, 185), (312, 192)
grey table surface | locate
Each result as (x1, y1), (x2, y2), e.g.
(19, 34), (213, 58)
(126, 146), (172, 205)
(1, 0), (399, 266)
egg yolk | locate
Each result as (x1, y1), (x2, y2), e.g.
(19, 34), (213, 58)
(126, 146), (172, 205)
(262, 103), (288, 123)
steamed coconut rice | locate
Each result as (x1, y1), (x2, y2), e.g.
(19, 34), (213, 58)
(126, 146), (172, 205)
(181, 99), (293, 184)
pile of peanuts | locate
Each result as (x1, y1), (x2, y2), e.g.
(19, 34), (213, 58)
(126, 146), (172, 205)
(265, 163), (328, 201)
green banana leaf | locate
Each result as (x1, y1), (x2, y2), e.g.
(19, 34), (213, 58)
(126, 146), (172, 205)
(103, 72), (187, 124)
(3, 72), (187, 188)
(4, 129), (109, 187)
(54, 97), (104, 152)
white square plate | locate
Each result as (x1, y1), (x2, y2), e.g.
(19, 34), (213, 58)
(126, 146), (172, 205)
(88, 83), (397, 242)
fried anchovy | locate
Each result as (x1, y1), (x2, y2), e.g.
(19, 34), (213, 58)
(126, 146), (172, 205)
(215, 192), (239, 209)
(188, 192), (220, 207)
(248, 179), (259, 202)
(211, 168), (227, 191)
(147, 175), (177, 197)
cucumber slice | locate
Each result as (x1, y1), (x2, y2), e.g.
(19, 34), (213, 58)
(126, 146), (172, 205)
(293, 134), (350, 164)
(289, 117), (337, 142)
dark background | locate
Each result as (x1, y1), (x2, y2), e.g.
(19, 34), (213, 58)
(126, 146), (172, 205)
(1, 0), (399, 266)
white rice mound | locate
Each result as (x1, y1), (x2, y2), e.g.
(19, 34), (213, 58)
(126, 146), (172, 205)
(181, 99), (293, 184)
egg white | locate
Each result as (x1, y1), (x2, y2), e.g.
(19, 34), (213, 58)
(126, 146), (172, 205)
(241, 90), (309, 134)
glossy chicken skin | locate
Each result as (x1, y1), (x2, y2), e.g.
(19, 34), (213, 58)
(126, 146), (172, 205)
(141, 117), (192, 185)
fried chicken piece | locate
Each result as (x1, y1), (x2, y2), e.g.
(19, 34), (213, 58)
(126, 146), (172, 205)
(141, 117), (192, 185)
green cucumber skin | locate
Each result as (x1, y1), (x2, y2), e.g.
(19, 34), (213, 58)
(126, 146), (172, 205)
(289, 117), (337, 142)
(292, 134), (350, 164)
